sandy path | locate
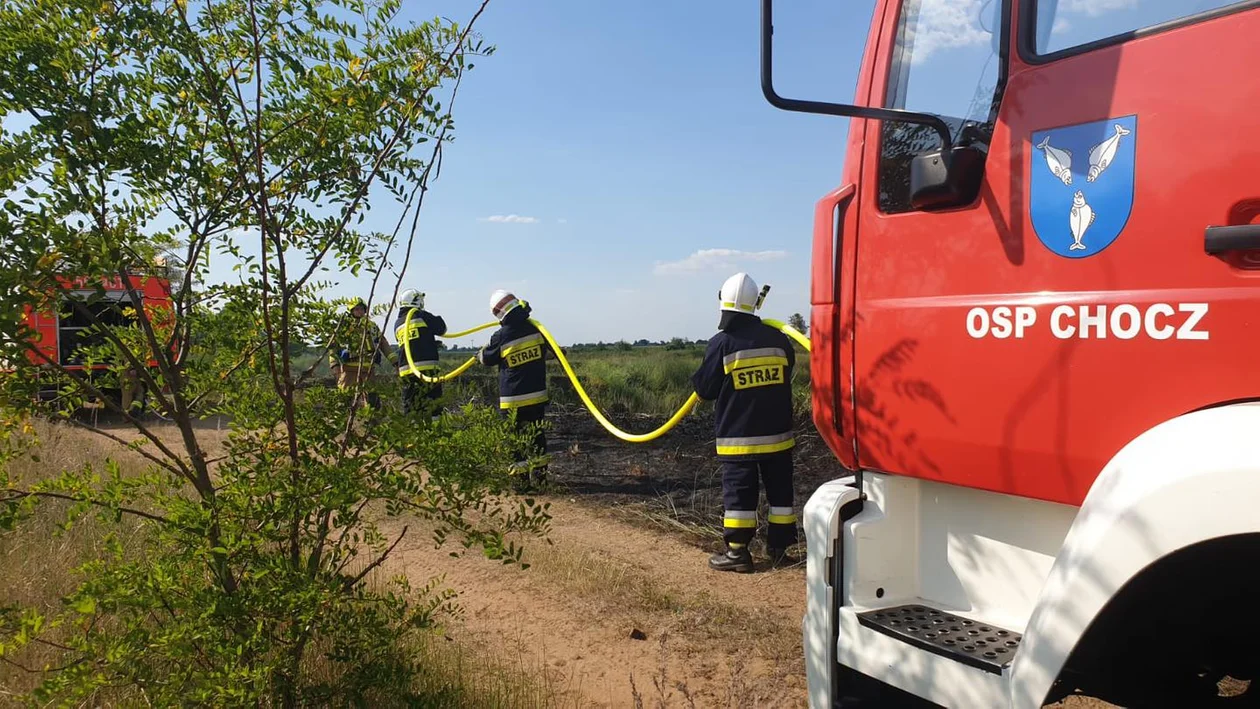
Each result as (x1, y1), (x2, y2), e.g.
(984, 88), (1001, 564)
(386, 497), (809, 708)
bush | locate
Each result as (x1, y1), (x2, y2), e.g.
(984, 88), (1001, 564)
(0, 1), (549, 704)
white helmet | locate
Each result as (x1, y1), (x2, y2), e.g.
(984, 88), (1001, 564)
(718, 272), (766, 314)
(398, 288), (425, 309)
(489, 289), (521, 322)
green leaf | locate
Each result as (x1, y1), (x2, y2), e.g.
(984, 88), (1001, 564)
(70, 597), (96, 615)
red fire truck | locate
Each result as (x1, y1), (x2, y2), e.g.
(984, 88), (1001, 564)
(761, 0), (1260, 706)
(16, 271), (174, 410)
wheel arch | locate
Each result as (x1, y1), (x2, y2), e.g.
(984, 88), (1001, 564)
(1009, 401), (1260, 708)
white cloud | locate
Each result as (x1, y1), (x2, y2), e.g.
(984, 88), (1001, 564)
(653, 248), (788, 277)
(478, 214), (539, 224)
(902, 0), (992, 65)
(557, 218), (568, 224)
(1052, 16), (1072, 33)
(1063, 0), (1137, 17)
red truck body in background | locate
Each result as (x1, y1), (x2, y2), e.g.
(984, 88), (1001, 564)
(17, 273), (174, 398)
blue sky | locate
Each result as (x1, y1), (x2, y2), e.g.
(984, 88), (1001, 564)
(273, 0), (881, 346)
(349, 0), (1190, 346)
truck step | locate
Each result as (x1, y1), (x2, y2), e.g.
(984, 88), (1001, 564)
(857, 604), (1021, 674)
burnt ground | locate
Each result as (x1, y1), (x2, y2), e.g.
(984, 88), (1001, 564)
(538, 404), (846, 554)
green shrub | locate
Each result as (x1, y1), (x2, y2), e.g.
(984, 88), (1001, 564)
(0, 1), (551, 705)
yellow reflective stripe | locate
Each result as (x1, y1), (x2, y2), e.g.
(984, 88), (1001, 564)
(767, 514), (797, 525)
(723, 347), (787, 368)
(723, 517), (758, 529)
(721, 301), (756, 313)
(722, 348), (789, 374)
(501, 334), (544, 356)
(723, 355), (789, 375)
(396, 318), (427, 345)
(716, 439), (795, 456)
(398, 363), (439, 377)
(715, 433), (795, 456)
(727, 542), (747, 549)
(500, 391), (549, 409)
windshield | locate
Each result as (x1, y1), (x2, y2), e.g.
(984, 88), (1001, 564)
(1033, 0), (1252, 55)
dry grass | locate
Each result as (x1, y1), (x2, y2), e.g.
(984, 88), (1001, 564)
(408, 631), (578, 709)
(517, 533), (801, 671)
(0, 421), (558, 708)
(0, 420), (231, 702)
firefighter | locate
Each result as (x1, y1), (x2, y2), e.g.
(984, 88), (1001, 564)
(328, 297), (396, 410)
(393, 289), (447, 421)
(477, 289), (552, 491)
(691, 272), (797, 573)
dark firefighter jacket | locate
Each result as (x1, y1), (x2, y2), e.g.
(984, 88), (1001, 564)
(394, 307), (448, 377)
(478, 303), (553, 409)
(691, 312), (796, 460)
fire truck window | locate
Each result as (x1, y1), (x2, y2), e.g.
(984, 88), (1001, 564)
(878, 0), (1002, 214)
(1033, 0), (1250, 55)
(58, 301), (133, 366)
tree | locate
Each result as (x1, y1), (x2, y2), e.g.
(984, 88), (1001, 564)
(0, 1), (547, 705)
(788, 312), (809, 336)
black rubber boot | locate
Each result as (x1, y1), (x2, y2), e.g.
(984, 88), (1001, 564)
(708, 546), (754, 573)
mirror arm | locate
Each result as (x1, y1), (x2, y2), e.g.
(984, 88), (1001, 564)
(760, 0), (955, 155)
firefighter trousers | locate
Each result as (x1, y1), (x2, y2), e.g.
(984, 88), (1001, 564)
(336, 363), (380, 409)
(503, 403), (549, 478)
(402, 378), (442, 420)
(721, 452), (796, 550)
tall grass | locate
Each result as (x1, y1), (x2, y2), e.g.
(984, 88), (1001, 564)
(0, 424), (157, 703)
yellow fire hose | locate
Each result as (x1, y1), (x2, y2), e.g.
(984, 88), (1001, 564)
(399, 310), (494, 384)
(528, 318), (700, 443)
(761, 318), (812, 352)
(400, 308), (810, 443)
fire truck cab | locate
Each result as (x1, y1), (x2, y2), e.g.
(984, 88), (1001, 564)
(17, 272), (173, 410)
(761, 0), (1260, 706)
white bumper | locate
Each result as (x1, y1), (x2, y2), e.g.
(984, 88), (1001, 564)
(803, 475), (861, 709)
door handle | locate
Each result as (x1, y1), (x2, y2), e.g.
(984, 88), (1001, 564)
(1204, 224), (1260, 254)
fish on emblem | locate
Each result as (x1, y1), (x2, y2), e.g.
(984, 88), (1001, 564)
(1036, 136), (1073, 186)
(1087, 123), (1132, 182)
(1068, 190), (1096, 251)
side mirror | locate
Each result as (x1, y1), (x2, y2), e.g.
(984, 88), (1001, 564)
(910, 147), (986, 211)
